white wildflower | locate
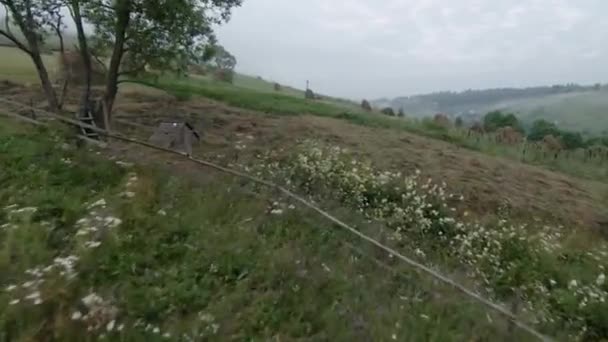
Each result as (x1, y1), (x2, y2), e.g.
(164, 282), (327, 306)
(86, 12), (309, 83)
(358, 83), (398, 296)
(71, 311), (83, 320)
(270, 209), (283, 215)
(76, 229), (89, 236)
(12, 207), (38, 214)
(157, 209), (167, 216)
(116, 161), (134, 168)
(88, 199), (107, 209)
(22, 281), (35, 288)
(5, 284), (17, 292)
(25, 291), (41, 301)
(82, 293), (103, 308)
(104, 217), (122, 228)
(106, 320), (115, 332)
(121, 191), (136, 199)
(569, 280), (578, 289)
(597, 274), (606, 286)
(9, 299), (20, 305)
(0, 223), (16, 230)
(198, 313), (215, 323)
(153, 327), (160, 334)
(85, 241), (102, 249)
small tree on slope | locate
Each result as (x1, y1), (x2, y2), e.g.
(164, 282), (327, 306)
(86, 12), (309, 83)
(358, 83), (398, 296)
(66, 0), (242, 128)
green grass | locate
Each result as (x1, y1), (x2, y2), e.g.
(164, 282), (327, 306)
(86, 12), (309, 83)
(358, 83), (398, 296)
(232, 73), (305, 97)
(0, 117), (530, 341)
(0, 46), (58, 83)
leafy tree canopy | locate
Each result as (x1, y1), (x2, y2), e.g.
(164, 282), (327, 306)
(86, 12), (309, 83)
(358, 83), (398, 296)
(85, 0), (241, 77)
(483, 110), (523, 133)
(528, 119), (560, 141)
(210, 45), (236, 71)
(560, 131), (584, 149)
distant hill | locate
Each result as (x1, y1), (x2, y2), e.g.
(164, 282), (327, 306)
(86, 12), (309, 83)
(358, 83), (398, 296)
(374, 84), (608, 134)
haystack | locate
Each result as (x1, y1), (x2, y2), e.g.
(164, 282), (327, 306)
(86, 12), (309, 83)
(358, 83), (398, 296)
(496, 126), (523, 145)
(433, 113), (451, 127)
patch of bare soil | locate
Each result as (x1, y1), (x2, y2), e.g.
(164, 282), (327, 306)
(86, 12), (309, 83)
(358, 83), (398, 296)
(4, 82), (608, 231)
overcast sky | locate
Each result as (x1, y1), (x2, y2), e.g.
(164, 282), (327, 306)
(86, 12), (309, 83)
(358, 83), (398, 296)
(216, 0), (608, 99)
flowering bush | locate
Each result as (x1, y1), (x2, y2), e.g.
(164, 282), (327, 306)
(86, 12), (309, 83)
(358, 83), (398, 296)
(252, 140), (608, 340)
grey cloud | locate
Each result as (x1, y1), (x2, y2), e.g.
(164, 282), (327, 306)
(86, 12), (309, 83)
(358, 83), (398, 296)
(217, 0), (608, 99)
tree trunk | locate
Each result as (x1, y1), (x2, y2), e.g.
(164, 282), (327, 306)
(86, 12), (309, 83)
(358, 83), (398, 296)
(102, 0), (131, 126)
(71, 1), (94, 125)
(30, 52), (60, 112)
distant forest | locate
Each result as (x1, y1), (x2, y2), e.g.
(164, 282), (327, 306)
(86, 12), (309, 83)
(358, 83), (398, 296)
(376, 83), (605, 117)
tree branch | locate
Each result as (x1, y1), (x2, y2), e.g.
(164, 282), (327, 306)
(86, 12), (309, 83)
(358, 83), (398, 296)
(50, 15), (68, 110)
(51, 15), (65, 54)
(1, 4), (31, 53)
(91, 52), (108, 72)
(97, 2), (113, 11)
(3, 4), (12, 35)
(0, 29), (32, 55)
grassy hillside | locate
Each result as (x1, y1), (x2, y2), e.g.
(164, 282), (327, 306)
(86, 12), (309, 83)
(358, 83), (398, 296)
(0, 117), (538, 341)
(2, 115), (608, 340)
(193, 73), (362, 111)
(0, 46), (58, 84)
